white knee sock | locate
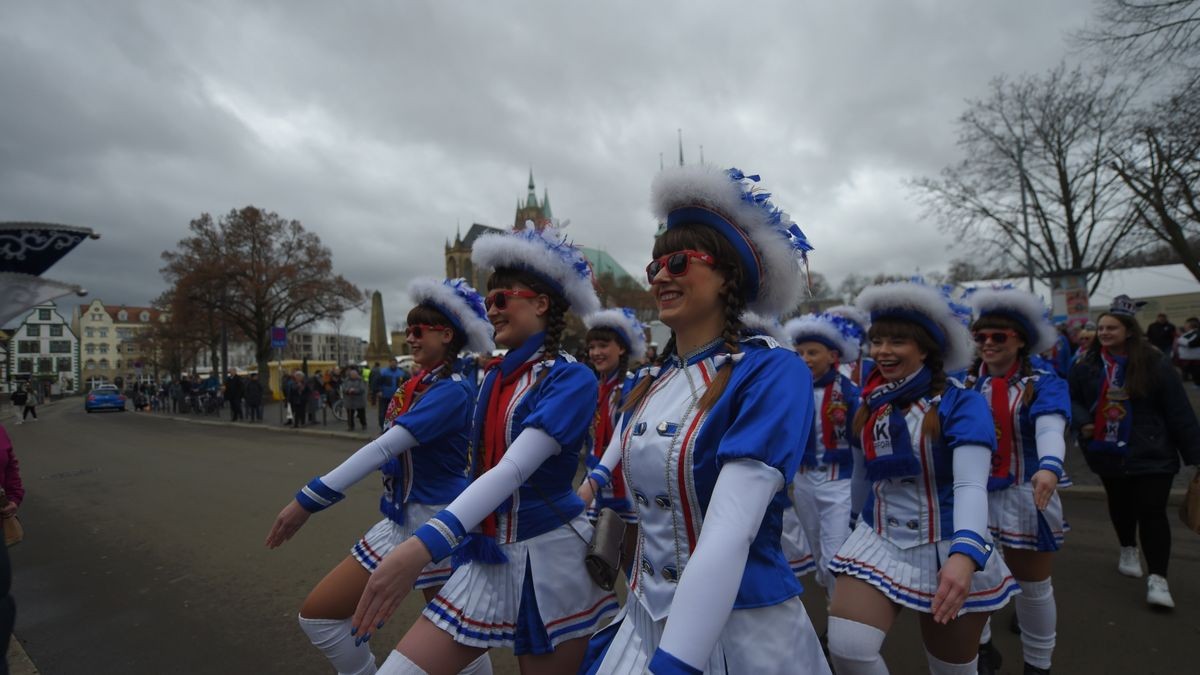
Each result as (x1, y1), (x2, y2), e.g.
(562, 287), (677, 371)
(1015, 578), (1056, 669)
(458, 653), (493, 675)
(377, 650), (429, 675)
(827, 616), (889, 675)
(298, 616), (377, 675)
(978, 617), (992, 645)
(925, 650), (977, 674)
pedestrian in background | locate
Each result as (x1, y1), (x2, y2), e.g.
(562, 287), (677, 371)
(244, 373), (264, 422)
(1069, 295), (1200, 609)
(1174, 317), (1200, 385)
(340, 369), (367, 431)
(371, 360), (405, 431)
(225, 369), (245, 422)
(12, 384), (35, 424)
(1145, 312), (1177, 354)
(288, 371), (310, 429)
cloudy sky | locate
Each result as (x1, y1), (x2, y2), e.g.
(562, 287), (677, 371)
(1, 0), (1101, 337)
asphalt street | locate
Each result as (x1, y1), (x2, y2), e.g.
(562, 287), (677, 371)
(6, 400), (1200, 674)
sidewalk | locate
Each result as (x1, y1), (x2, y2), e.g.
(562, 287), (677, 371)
(143, 399), (381, 441)
(8, 639), (38, 675)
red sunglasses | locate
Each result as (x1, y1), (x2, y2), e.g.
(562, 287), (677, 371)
(485, 289), (540, 310)
(406, 324), (449, 339)
(645, 250), (716, 284)
(973, 329), (1019, 345)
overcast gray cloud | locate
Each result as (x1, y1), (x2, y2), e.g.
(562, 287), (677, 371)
(0, 0), (1098, 337)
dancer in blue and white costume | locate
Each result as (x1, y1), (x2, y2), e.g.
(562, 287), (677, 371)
(965, 288), (1070, 675)
(782, 312), (863, 604)
(826, 280), (1017, 675)
(828, 304), (875, 386)
(579, 165), (830, 674)
(581, 308), (646, 528)
(266, 277), (495, 675)
(351, 226), (617, 675)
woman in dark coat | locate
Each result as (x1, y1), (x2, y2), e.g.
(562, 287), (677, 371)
(1069, 295), (1200, 610)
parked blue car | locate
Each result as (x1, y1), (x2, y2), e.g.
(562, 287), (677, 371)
(85, 384), (126, 413)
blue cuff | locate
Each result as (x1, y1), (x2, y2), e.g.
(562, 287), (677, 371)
(295, 478), (345, 513)
(948, 529), (993, 570)
(413, 510), (467, 563)
(1038, 456), (1065, 480)
(589, 465), (612, 490)
(649, 648), (703, 675)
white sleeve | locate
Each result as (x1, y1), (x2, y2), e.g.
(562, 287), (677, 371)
(441, 427), (561, 532)
(319, 425), (419, 494)
(1034, 414), (1067, 464)
(655, 459), (782, 670)
(951, 443), (991, 537)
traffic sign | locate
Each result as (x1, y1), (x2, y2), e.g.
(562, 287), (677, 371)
(271, 326), (287, 349)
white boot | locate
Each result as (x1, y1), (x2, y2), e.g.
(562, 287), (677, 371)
(1118, 547), (1143, 577)
(1147, 574), (1175, 609)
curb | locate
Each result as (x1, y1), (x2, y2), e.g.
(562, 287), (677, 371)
(150, 412), (374, 442)
(8, 638), (39, 675)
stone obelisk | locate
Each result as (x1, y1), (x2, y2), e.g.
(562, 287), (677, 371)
(364, 290), (393, 364)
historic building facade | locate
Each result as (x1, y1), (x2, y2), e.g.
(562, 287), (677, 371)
(8, 302), (80, 392)
(74, 300), (168, 388)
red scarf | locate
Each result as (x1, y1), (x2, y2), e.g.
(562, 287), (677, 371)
(382, 366), (440, 428)
(819, 368), (849, 451)
(984, 362), (1020, 491)
(477, 359), (537, 539)
(593, 373), (627, 498)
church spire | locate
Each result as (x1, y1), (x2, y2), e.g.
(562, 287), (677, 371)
(542, 187), (553, 219)
(526, 167), (538, 209)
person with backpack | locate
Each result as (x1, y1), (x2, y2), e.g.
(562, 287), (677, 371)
(372, 361), (406, 431)
(11, 384), (35, 424)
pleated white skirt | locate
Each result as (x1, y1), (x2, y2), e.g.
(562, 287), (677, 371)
(829, 525), (1019, 615)
(987, 483), (1069, 551)
(351, 503), (452, 589)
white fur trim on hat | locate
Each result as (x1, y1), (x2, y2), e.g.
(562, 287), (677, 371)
(968, 287), (1057, 355)
(585, 308), (648, 363)
(471, 225), (602, 315)
(855, 281), (975, 372)
(826, 305), (871, 333)
(784, 314), (862, 363)
(407, 278), (495, 355)
(651, 165), (811, 317)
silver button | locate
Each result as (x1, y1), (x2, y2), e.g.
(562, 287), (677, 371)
(641, 558), (654, 577)
(662, 566), (679, 583)
(906, 520), (919, 530)
(886, 517), (900, 527)
(654, 495), (672, 509)
(633, 491), (649, 506)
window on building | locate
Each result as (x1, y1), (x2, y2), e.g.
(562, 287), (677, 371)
(116, 328), (133, 340)
(37, 358), (51, 373)
(38, 309), (51, 321)
(85, 359), (96, 370)
(26, 325), (40, 337)
(99, 344), (109, 354)
(85, 344), (96, 355)
(50, 325), (63, 337)
(118, 310), (128, 321)
(116, 359), (122, 369)
(17, 341), (38, 354)
(140, 311), (150, 321)
(16, 359), (31, 373)
(85, 327), (94, 338)
(49, 341), (71, 354)
(57, 358), (72, 372)
(99, 358), (110, 369)
(99, 328), (108, 338)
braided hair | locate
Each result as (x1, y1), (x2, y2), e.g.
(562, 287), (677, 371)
(851, 317), (948, 442)
(967, 314), (1036, 406)
(622, 223), (746, 413)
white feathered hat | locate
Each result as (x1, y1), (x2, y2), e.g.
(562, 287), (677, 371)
(652, 165), (813, 317)
(826, 304), (871, 334)
(585, 308), (648, 362)
(967, 286), (1057, 355)
(784, 313), (862, 362)
(740, 311), (789, 346)
(471, 225), (601, 315)
(855, 280), (975, 372)
(407, 278), (495, 354)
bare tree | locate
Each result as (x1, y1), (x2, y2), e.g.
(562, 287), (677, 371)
(1111, 86), (1200, 280)
(913, 64), (1143, 294)
(161, 207), (363, 393)
(1078, 0), (1200, 88)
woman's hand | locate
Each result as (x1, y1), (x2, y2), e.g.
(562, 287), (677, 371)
(264, 500), (311, 549)
(351, 537), (432, 640)
(577, 477), (596, 505)
(931, 553), (976, 624)
(1030, 469), (1059, 511)
(0, 502), (16, 518)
